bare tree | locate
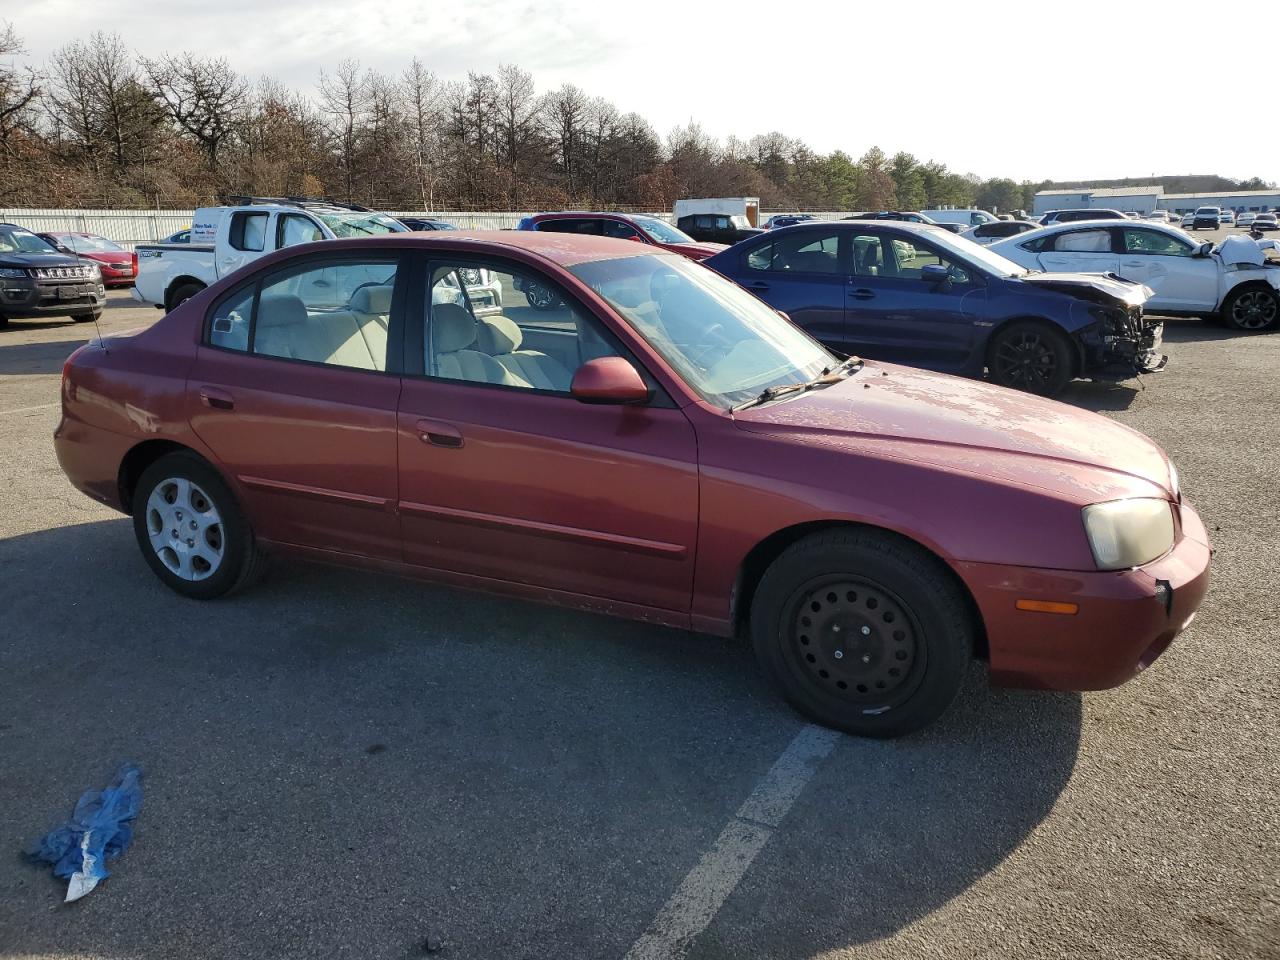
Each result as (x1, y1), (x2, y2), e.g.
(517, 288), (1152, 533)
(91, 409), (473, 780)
(318, 59), (370, 200)
(400, 58), (440, 208)
(0, 22), (40, 155)
(538, 84), (588, 199)
(143, 52), (247, 170)
(494, 64), (538, 205)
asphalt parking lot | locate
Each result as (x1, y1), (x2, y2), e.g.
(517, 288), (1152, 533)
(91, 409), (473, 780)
(1, 269), (1278, 959)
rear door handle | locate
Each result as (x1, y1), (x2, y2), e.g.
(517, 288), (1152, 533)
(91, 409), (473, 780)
(850, 288), (876, 300)
(744, 281), (770, 291)
(199, 386), (234, 410)
(416, 418), (463, 448)
(1122, 261), (1144, 267)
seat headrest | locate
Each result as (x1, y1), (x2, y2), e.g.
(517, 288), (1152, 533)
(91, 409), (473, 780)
(477, 315), (523, 355)
(432, 302), (478, 353)
(256, 295), (308, 329)
(351, 285), (393, 315)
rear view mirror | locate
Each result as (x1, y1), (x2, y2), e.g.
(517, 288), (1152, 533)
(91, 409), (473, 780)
(921, 264), (951, 285)
(570, 357), (650, 404)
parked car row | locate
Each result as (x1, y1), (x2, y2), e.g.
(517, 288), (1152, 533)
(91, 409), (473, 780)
(53, 225), (1212, 738)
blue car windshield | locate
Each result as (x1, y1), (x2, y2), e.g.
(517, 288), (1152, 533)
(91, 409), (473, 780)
(926, 228), (1028, 278)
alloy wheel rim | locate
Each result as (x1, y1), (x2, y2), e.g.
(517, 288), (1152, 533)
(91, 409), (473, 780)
(1232, 292), (1277, 329)
(994, 332), (1056, 389)
(785, 577), (924, 707)
(145, 477), (224, 581)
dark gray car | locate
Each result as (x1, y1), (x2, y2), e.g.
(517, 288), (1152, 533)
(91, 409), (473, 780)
(0, 223), (106, 329)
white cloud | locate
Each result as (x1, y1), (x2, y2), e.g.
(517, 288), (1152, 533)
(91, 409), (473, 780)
(7, 0), (1279, 184)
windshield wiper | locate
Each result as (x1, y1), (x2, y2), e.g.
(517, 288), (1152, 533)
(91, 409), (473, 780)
(731, 356), (863, 413)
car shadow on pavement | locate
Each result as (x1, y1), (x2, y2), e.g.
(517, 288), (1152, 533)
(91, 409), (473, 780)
(0, 520), (1081, 960)
(0, 338), (89, 376)
(1059, 380), (1141, 412)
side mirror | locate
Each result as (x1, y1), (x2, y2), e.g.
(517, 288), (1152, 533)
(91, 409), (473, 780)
(625, 233), (646, 242)
(920, 263), (951, 285)
(570, 356), (650, 404)
(1195, 242), (1214, 257)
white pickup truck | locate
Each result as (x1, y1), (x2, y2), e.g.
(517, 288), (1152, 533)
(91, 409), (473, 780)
(133, 200), (415, 310)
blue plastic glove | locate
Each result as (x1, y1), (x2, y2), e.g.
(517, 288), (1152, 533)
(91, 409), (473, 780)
(25, 764), (144, 901)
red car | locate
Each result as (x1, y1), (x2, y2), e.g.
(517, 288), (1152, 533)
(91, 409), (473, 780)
(39, 231), (138, 287)
(516, 212), (726, 260)
(54, 231), (1210, 737)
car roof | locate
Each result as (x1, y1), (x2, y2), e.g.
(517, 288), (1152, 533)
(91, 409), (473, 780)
(769, 220), (950, 237)
(531, 211), (648, 220)
(317, 229), (673, 267)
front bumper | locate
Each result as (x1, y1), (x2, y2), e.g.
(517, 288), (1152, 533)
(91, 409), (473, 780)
(1, 278), (105, 317)
(1084, 316), (1167, 380)
(958, 500), (1211, 691)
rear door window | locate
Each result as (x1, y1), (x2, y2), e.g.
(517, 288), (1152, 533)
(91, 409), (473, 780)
(745, 229), (843, 274)
(229, 212), (268, 252)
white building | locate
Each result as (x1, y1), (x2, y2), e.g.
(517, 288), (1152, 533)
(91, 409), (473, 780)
(1033, 184), (1280, 217)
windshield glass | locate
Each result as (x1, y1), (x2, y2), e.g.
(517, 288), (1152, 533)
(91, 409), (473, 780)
(58, 234), (124, 252)
(922, 227), (1028, 278)
(316, 212), (408, 238)
(570, 254), (837, 408)
(634, 217), (695, 245)
(0, 226), (58, 255)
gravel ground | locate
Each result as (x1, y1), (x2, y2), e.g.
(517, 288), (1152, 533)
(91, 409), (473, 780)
(0, 276), (1277, 960)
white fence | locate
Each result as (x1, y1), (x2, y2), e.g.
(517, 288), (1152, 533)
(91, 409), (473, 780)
(0, 207), (856, 249)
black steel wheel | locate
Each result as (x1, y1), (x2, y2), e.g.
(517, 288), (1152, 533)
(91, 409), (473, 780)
(987, 322), (1073, 396)
(1222, 285), (1279, 332)
(750, 529), (973, 738)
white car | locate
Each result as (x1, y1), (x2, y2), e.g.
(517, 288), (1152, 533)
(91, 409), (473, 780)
(959, 220), (1039, 245)
(1221, 210), (1235, 226)
(1180, 212), (1195, 228)
(1238, 212), (1258, 229)
(990, 221), (1280, 331)
(1144, 211), (1170, 223)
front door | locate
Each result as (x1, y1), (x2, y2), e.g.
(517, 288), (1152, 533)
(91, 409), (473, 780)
(396, 256), (699, 614)
(1115, 226), (1220, 311)
(843, 230), (981, 372)
(188, 253), (405, 560)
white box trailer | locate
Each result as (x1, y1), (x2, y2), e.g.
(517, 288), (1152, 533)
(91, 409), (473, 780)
(672, 197), (760, 227)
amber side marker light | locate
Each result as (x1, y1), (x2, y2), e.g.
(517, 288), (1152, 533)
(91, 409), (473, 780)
(1015, 599), (1080, 615)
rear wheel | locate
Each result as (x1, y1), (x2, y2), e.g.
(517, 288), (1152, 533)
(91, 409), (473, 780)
(750, 530), (973, 738)
(168, 282), (205, 311)
(987, 321), (1074, 396)
(1221, 285), (1279, 332)
(131, 452), (263, 599)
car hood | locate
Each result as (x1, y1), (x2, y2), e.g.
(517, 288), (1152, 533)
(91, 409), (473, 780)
(668, 241), (728, 258)
(734, 362), (1174, 502)
(0, 252), (84, 269)
(1017, 271), (1152, 307)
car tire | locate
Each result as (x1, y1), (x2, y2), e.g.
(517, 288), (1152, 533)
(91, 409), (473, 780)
(986, 321), (1074, 396)
(1221, 285), (1279, 332)
(131, 452), (264, 600)
(168, 282), (205, 311)
(749, 529), (973, 738)
(0, 314), (8, 330)
(71, 310), (102, 323)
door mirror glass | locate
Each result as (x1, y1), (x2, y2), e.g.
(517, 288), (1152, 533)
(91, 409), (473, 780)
(1195, 242), (1214, 257)
(570, 356), (650, 404)
(920, 263), (951, 285)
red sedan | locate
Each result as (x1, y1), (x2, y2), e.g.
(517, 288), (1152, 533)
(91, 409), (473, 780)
(54, 231), (1210, 736)
(39, 231), (138, 287)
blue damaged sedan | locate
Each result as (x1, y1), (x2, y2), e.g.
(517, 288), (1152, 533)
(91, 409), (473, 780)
(703, 220), (1166, 396)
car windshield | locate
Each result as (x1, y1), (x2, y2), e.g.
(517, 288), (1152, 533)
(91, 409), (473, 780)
(316, 212), (408, 238)
(922, 227), (1029, 278)
(0, 226), (58, 255)
(570, 254), (838, 409)
(58, 234), (124, 252)
(634, 217), (695, 245)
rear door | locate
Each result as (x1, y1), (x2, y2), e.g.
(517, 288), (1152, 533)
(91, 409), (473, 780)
(1116, 226), (1219, 310)
(731, 226), (848, 349)
(843, 229), (982, 372)
(1036, 226), (1121, 274)
(188, 251), (405, 560)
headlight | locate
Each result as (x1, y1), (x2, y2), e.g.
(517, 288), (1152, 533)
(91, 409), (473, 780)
(1082, 498), (1175, 570)
(0, 267), (27, 279)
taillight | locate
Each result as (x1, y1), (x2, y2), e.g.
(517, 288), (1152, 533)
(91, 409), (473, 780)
(62, 343), (91, 399)
(132, 251), (139, 276)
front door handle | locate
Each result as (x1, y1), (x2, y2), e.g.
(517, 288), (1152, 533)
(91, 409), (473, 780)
(416, 418), (463, 448)
(1122, 261), (1144, 268)
(850, 288), (876, 300)
(744, 281), (770, 291)
(199, 386), (234, 410)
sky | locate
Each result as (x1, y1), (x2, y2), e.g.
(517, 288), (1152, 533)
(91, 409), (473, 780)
(5, 0), (1279, 186)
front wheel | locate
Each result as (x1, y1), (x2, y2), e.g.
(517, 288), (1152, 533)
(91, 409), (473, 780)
(987, 321), (1074, 396)
(750, 530), (973, 738)
(131, 452), (263, 599)
(1221, 285), (1279, 332)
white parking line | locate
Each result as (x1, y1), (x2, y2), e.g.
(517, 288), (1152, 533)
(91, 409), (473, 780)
(623, 724), (841, 960)
(0, 402), (59, 416)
